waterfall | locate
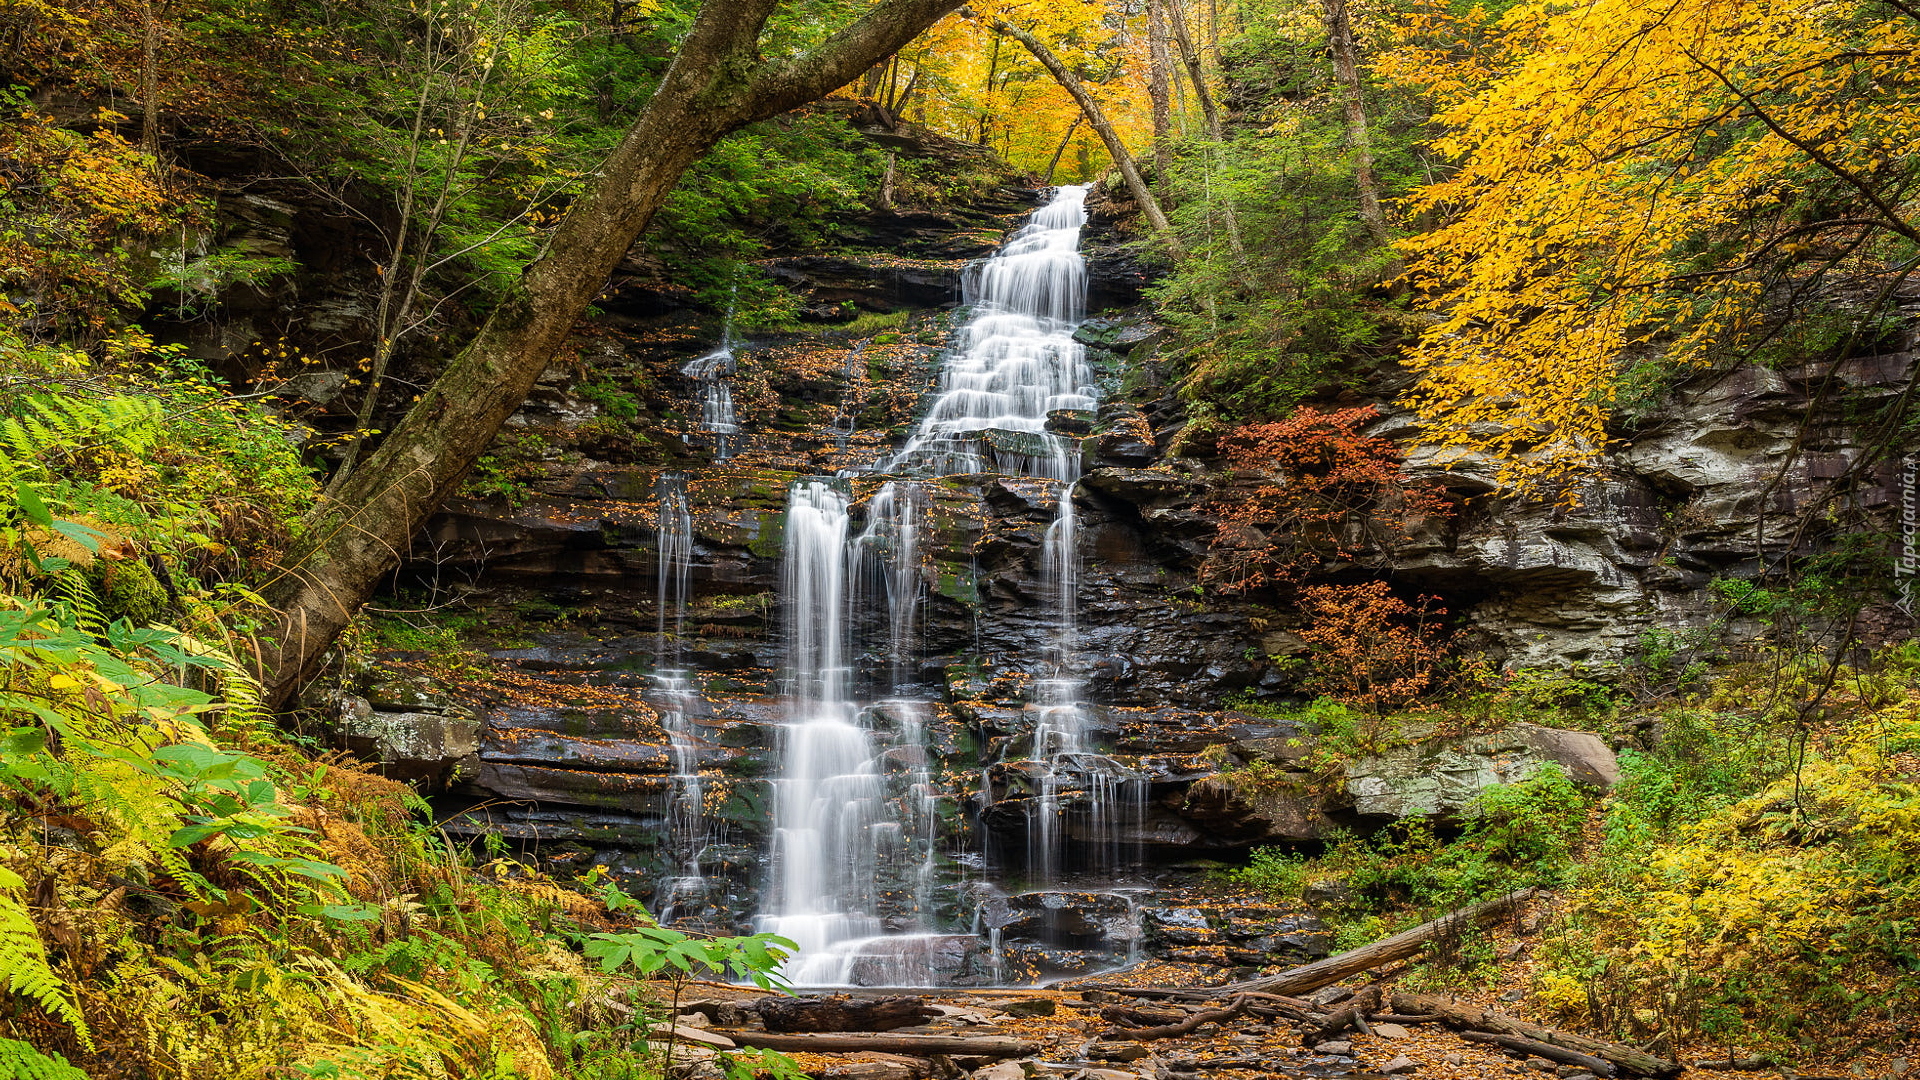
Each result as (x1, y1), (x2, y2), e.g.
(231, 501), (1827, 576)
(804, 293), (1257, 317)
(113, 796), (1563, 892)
(650, 473), (711, 921)
(754, 186), (1143, 984)
(684, 337), (738, 461)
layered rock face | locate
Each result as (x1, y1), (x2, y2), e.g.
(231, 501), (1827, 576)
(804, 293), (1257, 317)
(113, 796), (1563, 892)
(311, 132), (1910, 981)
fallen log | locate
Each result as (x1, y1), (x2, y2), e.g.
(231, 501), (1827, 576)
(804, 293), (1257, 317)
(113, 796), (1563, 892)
(1222, 888), (1539, 996)
(1393, 993), (1681, 1077)
(1310, 986), (1382, 1045)
(718, 1032), (1038, 1058)
(755, 995), (936, 1033)
(1080, 891), (1536, 1002)
(1462, 1031), (1614, 1076)
(1105, 996), (1251, 1040)
(1099, 1005), (1187, 1027)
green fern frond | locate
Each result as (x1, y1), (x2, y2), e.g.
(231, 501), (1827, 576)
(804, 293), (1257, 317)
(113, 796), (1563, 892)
(0, 394), (165, 476)
(46, 569), (104, 636)
(0, 1038), (90, 1080)
(0, 869), (90, 1048)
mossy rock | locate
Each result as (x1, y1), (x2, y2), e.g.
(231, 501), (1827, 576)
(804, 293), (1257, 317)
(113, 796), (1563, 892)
(93, 557), (168, 625)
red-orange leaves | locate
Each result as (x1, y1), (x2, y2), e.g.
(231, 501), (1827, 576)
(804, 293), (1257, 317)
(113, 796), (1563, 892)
(1203, 405), (1450, 593)
(1297, 580), (1452, 713)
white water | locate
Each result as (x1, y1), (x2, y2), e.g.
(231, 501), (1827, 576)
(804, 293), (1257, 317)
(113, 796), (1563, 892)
(758, 186), (1142, 984)
(650, 472), (713, 921)
(890, 185), (1095, 480)
(684, 339), (738, 461)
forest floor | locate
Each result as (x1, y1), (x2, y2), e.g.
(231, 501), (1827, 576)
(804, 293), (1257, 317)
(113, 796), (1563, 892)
(658, 890), (1916, 1080)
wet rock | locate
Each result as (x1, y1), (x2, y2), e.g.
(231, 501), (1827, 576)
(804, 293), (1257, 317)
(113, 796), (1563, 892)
(1088, 1042), (1151, 1062)
(1316, 1041), (1352, 1056)
(996, 998), (1057, 1018)
(1046, 408), (1097, 435)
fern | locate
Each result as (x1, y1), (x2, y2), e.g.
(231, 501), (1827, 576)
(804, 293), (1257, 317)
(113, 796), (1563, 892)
(0, 1039), (90, 1080)
(0, 394), (163, 479)
(0, 869), (90, 1047)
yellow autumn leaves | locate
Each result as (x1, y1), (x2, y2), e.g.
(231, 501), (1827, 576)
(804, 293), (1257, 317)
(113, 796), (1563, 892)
(1386, 0), (1920, 491)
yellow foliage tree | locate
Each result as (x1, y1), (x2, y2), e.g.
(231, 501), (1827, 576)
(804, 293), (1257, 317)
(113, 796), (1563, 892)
(1389, 0), (1920, 492)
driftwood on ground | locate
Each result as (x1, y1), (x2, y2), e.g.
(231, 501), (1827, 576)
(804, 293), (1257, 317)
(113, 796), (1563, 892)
(1104, 996), (1252, 1040)
(754, 995), (935, 1033)
(1309, 985), (1383, 1044)
(1223, 888), (1539, 996)
(1394, 993), (1682, 1077)
(1077, 888), (1538, 1002)
(1099, 1004), (1187, 1027)
(719, 1031), (1038, 1058)
(1462, 1031), (1615, 1076)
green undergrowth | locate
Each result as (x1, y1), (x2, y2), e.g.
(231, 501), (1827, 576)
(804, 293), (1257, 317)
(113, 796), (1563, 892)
(1233, 645), (1920, 1061)
(0, 364), (798, 1079)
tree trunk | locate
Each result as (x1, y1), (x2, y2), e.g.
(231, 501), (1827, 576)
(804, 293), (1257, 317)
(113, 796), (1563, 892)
(990, 19), (1180, 252)
(1396, 994), (1682, 1077)
(754, 995), (935, 1033)
(721, 1033), (1039, 1057)
(1044, 115), (1082, 184)
(1163, 0), (1221, 139)
(260, 0), (967, 706)
(1320, 0), (1392, 248)
(140, 0), (161, 161)
(1164, 0), (1246, 257)
(1219, 888), (1537, 996)
(1146, 0), (1173, 174)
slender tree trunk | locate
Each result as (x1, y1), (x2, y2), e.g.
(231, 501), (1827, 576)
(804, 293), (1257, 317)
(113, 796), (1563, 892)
(260, 0), (968, 706)
(1044, 115), (1082, 184)
(1163, 0), (1245, 256)
(139, 0), (161, 161)
(1164, 0), (1221, 139)
(1321, 0), (1391, 248)
(990, 19), (1181, 253)
(1146, 0), (1173, 176)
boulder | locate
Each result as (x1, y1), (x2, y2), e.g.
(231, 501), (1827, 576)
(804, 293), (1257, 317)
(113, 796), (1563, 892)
(1344, 724), (1618, 820)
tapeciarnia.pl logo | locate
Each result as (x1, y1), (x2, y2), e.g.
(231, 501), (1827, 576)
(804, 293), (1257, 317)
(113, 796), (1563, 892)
(1901, 453), (1919, 616)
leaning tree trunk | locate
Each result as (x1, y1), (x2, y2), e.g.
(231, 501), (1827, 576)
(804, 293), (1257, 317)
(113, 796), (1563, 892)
(1320, 0), (1392, 248)
(1145, 0), (1173, 174)
(991, 19), (1181, 253)
(260, 0), (966, 706)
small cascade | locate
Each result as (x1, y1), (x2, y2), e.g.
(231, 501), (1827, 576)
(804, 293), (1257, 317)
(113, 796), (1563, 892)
(683, 338), (738, 460)
(649, 473), (711, 920)
(889, 185), (1095, 480)
(853, 481), (925, 689)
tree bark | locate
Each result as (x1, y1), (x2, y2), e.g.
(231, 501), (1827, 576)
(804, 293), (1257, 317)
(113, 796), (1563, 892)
(989, 19), (1180, 252)
(1145, 0), (1173, 173)
(721, 1033), (1039, 1057)
(1163, 0), (1221, 140)
(1218, 888), (1537, 996)
(1044, 115), (1083, 184)
(1460, 1032), (1616, 1077)
(1105, 996), (1251, 1040)
(260, 0), (966, 706)
(1320, 0), (1391, 248)
(1393, 993), (1681, 1077)
(755, 995), (936, 1033)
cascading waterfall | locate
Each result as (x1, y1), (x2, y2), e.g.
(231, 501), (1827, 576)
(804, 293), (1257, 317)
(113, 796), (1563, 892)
(684, 337), (738, 461)
(650, 473), (711, 922)
(754, 185), (1143, 985)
